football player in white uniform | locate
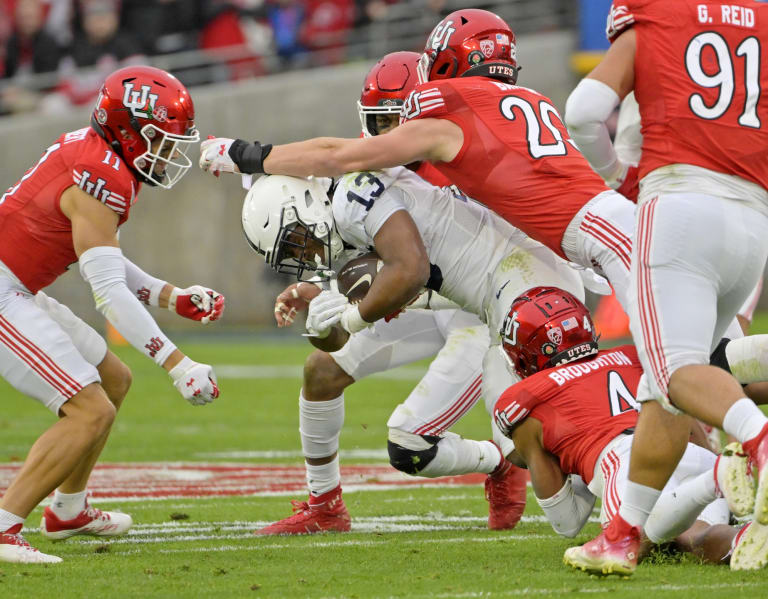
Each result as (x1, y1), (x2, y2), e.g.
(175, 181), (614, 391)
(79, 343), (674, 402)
(240, 53), (529, 536)
(242, 166), (588, 535)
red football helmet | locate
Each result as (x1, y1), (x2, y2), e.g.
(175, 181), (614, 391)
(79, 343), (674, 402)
(501, 287), (598, 379)
(357, 51), (420, 137)
(91, 65), (199, 189)
(417, 8), (519, 85)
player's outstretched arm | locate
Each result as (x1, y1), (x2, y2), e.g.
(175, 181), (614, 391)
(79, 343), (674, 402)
(123, 257), (225, 324)
(61, 185), (219, 405)
(199, 119), (463, 179)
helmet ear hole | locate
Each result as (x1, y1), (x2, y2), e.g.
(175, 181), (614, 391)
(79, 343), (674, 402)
(437, 63), (451, 75)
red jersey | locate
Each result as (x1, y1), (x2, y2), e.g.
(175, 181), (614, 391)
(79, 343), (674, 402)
(494, 346), (642, 483)
(607, 0), (768, 189)
(401, 77), (611, 257)
(413, 160), (452, 188)
(0, 127), (139, 293)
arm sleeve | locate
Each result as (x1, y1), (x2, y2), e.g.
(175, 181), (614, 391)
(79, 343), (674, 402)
(79, 246), (176, 365)
(536, 475), (596, 538)
(564, 78), (622, 183)
(122, 256), (167, 307)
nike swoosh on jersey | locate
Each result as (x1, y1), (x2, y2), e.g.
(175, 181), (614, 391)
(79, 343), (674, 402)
(495, 280), (510, 300)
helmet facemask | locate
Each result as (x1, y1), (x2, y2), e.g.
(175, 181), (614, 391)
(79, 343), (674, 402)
(272, 210), (335, 280)
(134, 123), (199, 189)
(357, 101), (402, 137)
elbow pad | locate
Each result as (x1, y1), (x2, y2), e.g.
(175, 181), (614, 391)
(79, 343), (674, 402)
(536, 475), (595, 538)
(565, 78), (623, 181)
(79, 246), (176, 365)
(123, 257), (167, 306)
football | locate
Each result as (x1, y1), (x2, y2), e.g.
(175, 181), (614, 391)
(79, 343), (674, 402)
(336, 252), (383, 303)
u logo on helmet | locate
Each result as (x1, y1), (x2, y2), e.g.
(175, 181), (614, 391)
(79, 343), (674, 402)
(122, 83), (159, 119)
(502, 310), (521, 346)
(429, 20), (455, 52)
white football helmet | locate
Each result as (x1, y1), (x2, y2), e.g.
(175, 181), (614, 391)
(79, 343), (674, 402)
(241, 175), (344, 279)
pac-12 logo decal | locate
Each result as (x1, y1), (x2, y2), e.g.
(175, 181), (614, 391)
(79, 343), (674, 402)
(428, 20), (456, 52)
(479, 40), (495, 58)
(547, 327), (563, 346)
(122, 83), (159, 119)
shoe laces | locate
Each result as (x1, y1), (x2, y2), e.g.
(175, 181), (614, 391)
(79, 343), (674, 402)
(84, 504), (110, 522)
(1, 526), (34, 550)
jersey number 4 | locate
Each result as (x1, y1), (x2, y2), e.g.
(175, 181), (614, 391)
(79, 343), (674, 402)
(499, 96), (577, 159)
(685, 32), (762, 129)
(607, 370), (640, 417)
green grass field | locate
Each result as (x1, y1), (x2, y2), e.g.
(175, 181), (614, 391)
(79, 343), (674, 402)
(2, 319), (768, 598)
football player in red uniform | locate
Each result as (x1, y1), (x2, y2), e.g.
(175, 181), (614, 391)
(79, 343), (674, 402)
(199, 8), (638, 312)
(0, 66), (224, 564)
(495, 287), (765, 572)
(563, 0), (768, 574)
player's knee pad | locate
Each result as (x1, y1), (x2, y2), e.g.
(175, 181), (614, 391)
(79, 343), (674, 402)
(387, 430), (440, 475)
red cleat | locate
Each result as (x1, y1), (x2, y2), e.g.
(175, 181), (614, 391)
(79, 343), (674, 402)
(40, 503), (133, 540)
(563, 515), (641, 576)
(485, 460), (527, 530)
(743, 422), (768, 524)
(255, 485), (351, 536)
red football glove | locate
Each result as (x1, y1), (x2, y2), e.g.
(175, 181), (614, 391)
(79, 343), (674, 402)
(169, 285), (225, 324)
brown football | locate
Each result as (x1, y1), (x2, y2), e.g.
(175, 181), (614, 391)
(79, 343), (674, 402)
(336, 252), (383, 303)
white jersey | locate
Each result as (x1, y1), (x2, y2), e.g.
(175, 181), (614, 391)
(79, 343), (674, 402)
(332, 166), (531, 317)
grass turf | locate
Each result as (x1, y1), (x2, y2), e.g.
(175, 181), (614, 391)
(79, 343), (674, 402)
(2, 323), (768, 597)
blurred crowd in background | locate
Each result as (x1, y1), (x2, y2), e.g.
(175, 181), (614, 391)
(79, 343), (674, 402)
(0, 0), (573, 116)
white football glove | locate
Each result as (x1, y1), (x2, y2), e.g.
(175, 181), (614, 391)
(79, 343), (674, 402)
(168, 356), (219, 406)
(199, 137), (238, 176)
(305, 290), (349, 338)
(339, 303), (374, 335)
(168, 285), (225, 324)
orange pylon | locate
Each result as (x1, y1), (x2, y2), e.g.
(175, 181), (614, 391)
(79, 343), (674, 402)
(105, 321), (128, 346)
(593, 292), (630, 341)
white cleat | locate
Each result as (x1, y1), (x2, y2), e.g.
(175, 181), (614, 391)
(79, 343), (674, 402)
(715, 442), (755, 518)
(731, 521), (768, 570)
(0, 524), (62, 564)
(40, 503), (133, 540)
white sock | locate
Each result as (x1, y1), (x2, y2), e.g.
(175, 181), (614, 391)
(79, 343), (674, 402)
(722, 397), (768, 443)
(0, 509), (24, 531)
(299, 391), (344, 458)
(51, 489), (88, 520)
(418, 434), (502, 478)
(306, 455), (340, 497)
(644, 471), (716, 543)
(618, 480), (661, 529)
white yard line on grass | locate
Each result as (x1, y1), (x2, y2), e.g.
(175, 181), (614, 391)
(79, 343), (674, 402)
(58, 514), (597, 548)
(193, 449), (390, 459)
(84, 481), (504, 503)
